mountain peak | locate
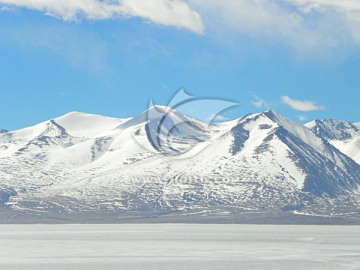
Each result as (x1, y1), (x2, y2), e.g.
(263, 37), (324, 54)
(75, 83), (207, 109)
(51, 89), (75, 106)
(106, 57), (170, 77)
(306, 118), (360, 164)
(149, 105), (170, 113)
(262, 109), (283, 120)
(55, 111), (109, 119)
(264, 108), (276, 114)
(0, 128), (7, 134)
(53, 111), (125, 138)
(262, 109), (292, 126)
(118, 105), (208, 131)
(306, 119), (360, 141)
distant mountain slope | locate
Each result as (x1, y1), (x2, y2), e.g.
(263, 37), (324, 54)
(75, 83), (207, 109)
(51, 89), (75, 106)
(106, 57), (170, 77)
(306, 119), (360, 164)
(0, 109), (359, 224)
(0, 129), (7, 134)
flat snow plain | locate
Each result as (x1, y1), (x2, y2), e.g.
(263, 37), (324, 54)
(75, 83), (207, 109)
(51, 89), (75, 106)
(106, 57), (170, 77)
(0, 224), (359, 270)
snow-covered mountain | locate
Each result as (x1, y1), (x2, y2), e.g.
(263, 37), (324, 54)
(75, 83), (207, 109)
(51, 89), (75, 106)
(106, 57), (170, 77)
(0, 129), (7, 134)
(0, 109), (359, 224)
(306, 119), (360, 164)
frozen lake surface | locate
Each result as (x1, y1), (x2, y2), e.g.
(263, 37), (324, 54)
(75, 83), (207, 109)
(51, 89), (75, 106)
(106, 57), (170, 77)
(0, 224), (359, 270)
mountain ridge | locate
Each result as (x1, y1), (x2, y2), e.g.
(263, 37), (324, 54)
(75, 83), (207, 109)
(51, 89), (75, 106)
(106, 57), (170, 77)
(0, 109), (359, 224)
(306, 119), (360, 164)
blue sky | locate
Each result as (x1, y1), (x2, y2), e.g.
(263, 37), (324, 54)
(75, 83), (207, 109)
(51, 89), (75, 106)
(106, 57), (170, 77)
(0, 0), (360, 130)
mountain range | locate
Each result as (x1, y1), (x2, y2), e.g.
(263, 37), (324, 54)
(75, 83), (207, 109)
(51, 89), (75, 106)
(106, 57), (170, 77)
(0, 108), (359, 224)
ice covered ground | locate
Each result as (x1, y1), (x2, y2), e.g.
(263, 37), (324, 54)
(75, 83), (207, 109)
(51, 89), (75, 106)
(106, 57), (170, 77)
(0, 224), (359, 270)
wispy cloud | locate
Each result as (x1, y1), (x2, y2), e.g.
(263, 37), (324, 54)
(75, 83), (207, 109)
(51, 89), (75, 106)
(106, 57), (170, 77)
(298, 115), (307, 121)
(282, 96), (325, 111)
(252, 96), (270, 109)
(121, 0), (204, 34)
(287, 0), (360, 40)
(189, 0), (360, 51)
(0, 0), (204, 33)
(3, 0), (360, 48)
(0, 19), (111, 75)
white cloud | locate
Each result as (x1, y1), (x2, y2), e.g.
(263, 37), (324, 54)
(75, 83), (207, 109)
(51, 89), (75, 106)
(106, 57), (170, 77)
(286, 0), (360, 41)
(3, 0), (360, 50)
(287, 0), (360, 14)
(282, 96), (325, 111)
(252, 96), (269, 108)
(1, 0), (121, 20)
(188, 0), (360, 50)
(298, 115), (307, 121)
(0, 0), (204, 33)
(121, 0), (204, 34)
